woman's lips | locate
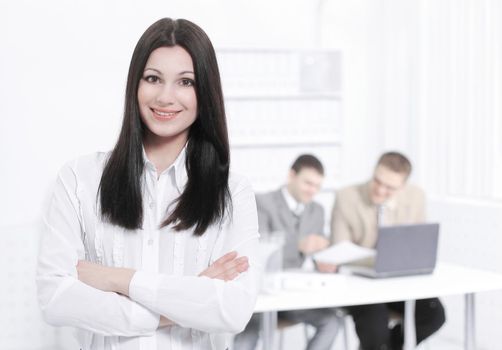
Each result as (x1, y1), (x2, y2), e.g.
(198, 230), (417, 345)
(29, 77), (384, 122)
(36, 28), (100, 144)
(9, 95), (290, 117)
(151, 108), (181, 120)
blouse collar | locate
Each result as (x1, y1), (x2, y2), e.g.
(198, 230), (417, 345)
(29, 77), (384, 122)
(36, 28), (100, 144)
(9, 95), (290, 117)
(142, 144), (188, 194)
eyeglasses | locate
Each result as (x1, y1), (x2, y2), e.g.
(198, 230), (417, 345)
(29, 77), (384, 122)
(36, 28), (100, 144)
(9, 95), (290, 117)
(372, 175), (402, 192)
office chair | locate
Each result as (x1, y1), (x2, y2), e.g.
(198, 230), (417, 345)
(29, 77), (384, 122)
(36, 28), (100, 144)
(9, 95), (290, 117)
(277, 308), (350, 350)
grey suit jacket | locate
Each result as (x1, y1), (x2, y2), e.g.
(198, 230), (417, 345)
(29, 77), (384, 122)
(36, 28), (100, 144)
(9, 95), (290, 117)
(256, 189), (325, 268)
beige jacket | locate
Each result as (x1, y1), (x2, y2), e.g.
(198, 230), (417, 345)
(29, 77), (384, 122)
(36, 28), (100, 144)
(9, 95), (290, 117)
(330, 181), (426, 248)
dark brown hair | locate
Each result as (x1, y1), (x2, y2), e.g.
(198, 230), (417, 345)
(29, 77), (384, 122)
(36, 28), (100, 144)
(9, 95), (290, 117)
(291, 154), (324, 176)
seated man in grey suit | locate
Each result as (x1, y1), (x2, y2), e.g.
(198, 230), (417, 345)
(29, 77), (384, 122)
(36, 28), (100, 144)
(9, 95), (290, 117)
(234, 154), (340, 350)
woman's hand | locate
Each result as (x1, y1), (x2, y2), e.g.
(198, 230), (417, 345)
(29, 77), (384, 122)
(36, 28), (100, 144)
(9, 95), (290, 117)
(161, 252), (248, 329)
(199, 251), (249, 281)
(77, 260), (135, 296)
(159, 315), (175, 327)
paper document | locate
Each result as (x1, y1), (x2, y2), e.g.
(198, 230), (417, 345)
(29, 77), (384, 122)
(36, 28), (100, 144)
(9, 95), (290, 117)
(313, 241), (376, 265)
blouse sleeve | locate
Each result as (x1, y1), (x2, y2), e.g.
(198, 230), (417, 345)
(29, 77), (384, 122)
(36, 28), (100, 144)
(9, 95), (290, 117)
(128, 176), (261, 334)
(36, 162), (160, 336)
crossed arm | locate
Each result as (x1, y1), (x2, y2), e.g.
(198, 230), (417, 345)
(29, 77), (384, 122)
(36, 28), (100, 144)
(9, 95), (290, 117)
(76, 251), (250, 328)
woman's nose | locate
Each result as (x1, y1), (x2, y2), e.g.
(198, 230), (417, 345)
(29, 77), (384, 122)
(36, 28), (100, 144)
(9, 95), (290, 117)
(155, 84), (175, 105)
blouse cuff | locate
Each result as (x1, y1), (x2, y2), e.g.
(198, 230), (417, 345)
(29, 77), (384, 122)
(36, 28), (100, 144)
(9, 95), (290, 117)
(130, 299), (160, 334)
(129, 271), (161, 308)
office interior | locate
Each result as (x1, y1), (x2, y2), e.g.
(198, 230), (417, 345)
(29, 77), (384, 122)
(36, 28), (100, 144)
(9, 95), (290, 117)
(1, 0), (501, 349)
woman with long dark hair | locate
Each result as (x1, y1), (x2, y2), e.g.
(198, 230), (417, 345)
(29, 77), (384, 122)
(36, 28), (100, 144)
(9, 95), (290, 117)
(37, 18), (260, 350)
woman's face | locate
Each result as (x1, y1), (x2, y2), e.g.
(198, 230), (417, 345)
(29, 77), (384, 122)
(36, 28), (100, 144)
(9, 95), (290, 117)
(138, 45), (197, 144)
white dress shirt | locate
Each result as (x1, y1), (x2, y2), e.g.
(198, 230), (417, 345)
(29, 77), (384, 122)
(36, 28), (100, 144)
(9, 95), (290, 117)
(280, 186), (305, 216)
(36, 148), (260, 350)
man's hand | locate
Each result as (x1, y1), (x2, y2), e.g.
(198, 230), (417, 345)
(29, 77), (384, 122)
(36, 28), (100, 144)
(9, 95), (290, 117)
(199, 251), (249, 281)
(298, 234), (330, 255)
(315, 261), (338, 273)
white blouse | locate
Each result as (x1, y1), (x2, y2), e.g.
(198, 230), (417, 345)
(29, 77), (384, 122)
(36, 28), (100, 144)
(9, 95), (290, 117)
(36, 148), (261, 350)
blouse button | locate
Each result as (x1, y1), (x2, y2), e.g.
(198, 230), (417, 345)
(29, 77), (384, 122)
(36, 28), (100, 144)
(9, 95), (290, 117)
(149, 201), (156, 209)
(147, 238), (153, 245)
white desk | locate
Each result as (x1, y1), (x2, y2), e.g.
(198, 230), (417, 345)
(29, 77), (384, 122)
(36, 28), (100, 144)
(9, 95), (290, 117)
(255, 263), (502, 350)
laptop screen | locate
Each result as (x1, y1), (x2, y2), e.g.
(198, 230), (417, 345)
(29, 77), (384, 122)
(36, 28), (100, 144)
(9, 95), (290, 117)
(374, 223), (440, 274)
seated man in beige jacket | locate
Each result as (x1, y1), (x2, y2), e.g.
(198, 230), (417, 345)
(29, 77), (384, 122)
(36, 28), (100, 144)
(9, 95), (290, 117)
(328, 152), (445, 350)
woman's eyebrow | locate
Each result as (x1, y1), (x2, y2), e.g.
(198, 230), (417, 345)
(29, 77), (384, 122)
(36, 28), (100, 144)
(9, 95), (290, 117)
(143, 67), (162, 75)
(178, 70), (195, 76)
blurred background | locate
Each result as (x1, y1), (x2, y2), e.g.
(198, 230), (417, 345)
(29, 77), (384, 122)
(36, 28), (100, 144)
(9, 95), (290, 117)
(1, 0), (501, 349)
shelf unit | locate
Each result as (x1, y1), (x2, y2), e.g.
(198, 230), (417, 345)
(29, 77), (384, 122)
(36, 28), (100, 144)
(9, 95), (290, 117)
(216, 48), (343, 199)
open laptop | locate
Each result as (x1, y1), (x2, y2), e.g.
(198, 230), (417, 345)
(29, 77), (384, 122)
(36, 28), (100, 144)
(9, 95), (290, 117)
(342, 223), (440, 278)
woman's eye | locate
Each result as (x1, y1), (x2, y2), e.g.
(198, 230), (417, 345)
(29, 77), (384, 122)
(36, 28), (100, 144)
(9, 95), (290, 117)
(144, 75), (160, 83)
(180, 78), (195, 87)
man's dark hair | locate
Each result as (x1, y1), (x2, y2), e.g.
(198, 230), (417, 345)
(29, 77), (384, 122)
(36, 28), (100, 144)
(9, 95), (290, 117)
(376, 151), (412, 177)
(290, 154), (324, 175)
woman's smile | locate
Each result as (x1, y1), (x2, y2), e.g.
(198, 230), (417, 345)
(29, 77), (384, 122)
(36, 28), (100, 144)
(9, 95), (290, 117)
(151, 108), (182, 120)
